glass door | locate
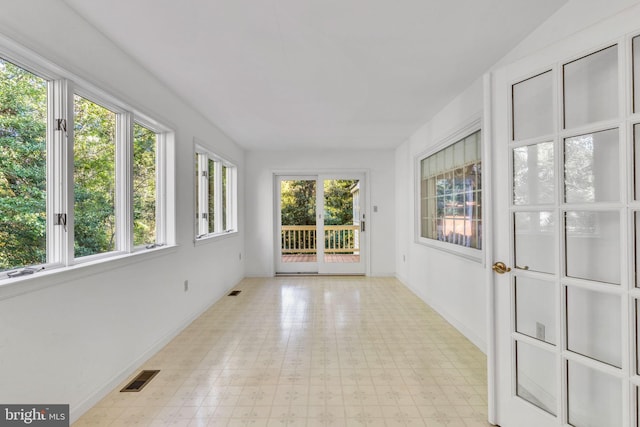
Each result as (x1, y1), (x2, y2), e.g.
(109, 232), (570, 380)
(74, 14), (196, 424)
(276, 176), (319, 274)
(275, 174), (366, 275)
(492, 23), (640, 427)
(319, 175), (365, 275)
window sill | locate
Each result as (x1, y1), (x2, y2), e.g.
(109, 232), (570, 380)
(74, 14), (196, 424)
(0, 244), (178, 301)
(194, 230), (239, 246)
(415, 237), (484, 263)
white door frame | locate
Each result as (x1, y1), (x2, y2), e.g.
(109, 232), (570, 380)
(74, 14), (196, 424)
(273, 170), (370, 276)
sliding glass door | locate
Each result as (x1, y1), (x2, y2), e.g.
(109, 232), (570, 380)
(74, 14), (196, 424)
(275, 174), (365, 275)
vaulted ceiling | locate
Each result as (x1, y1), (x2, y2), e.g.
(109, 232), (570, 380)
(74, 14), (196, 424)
(63, 0), (565, 150)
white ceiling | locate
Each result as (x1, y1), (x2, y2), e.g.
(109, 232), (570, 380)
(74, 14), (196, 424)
(63, 0), (564, 151)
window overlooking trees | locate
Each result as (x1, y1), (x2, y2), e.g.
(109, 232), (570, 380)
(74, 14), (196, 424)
(195, 145), (237, 240)
(133, 123), (158, 247)
(73, 95), (117, 257)
(207, 158), (216, 234)
(0, 59), (48, 271)
(0, 50), (173, 279)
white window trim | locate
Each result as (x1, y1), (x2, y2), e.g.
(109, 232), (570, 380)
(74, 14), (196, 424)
(0, 36), (176, 283)
(414, 118), (484, 262)
(194, 141), (238, 244)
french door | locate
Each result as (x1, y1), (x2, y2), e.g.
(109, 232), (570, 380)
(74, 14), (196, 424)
(492, 8), (640, 427)
(275, 174), (366, 275)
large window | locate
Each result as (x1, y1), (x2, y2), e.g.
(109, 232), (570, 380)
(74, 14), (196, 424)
(73, 95), (117, 257)
(0, 58), (48, 271)
(133, 123), (158, 247)
(0, 51), (173, 279)
(418, 129), (482, 254)
(195, 145), (237, 240)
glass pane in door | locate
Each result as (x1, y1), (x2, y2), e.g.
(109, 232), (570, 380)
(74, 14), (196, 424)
(565, 211), (620, 284)
(512, 71), (554, 141)
(513, 142), (554, 205)
(563, 45), (618, 129)
(634, 36), (639, 113)
(564, 129), (619, 203)
(323, 179), (360, 263)
(280, 179), (317, 263)
(636, 211), (640, 288)
(634, 124), (640, 200)
(514, 211), (555, 274)
(515, 276), (556, 344)
(566, 286), (621, 367)
(567, 360), (621, 427)
(516, 341), (557, 415)
(637, 300), (640, 373)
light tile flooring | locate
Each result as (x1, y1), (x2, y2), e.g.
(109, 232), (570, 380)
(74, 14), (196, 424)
(75, 277), (490, 427)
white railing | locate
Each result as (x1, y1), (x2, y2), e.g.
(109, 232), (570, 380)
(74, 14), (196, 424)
(281, 225), (359, 254)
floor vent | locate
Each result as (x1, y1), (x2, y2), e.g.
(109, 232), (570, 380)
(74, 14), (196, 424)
(228, 290), (241, 296)
(120, 370), (160, 392)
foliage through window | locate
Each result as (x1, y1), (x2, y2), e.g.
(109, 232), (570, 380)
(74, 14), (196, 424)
(133, 123), (158, 246)
(419, 130), (482, 250)
(73, 95), (117, 257)
(0, 58), (47, 271)
(195, 146), (237, 239)
(0, 52), (171, 277)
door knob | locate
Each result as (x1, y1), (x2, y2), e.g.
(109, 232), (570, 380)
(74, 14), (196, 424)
(492, 261), (511, 274)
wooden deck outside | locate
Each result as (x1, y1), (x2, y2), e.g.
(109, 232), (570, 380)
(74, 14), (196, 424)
(282, 254), (360, 263)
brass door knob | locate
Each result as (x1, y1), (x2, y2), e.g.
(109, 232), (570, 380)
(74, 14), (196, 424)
(492, 261), (511, 274)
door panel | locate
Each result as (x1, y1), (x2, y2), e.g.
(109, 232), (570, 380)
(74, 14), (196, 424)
(276, 177), (318, 273)
(319, 177), (364, 274)
(492, 11), (640, 426)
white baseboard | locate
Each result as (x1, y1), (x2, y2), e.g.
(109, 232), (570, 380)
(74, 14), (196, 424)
(395, 274), (487, 354)
(372, 271), (396, 277)
(70, 280), (239, 424)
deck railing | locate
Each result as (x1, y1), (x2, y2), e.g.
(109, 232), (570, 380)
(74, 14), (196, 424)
(281, 225), (359, 254)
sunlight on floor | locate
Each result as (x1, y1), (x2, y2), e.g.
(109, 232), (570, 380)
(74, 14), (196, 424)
(74, 276), (490, 427)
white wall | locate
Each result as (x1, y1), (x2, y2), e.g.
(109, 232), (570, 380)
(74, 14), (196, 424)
(395, 80), (487, 351)
(245, 150), (395, 277)
(0, 0), (245, 421)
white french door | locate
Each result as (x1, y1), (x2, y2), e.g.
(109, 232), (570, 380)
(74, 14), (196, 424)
(275, 174), (366, 275)
(491, 7), (640, 427)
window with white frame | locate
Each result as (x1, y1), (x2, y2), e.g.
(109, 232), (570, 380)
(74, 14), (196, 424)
(418, 129), (482, 253)
(195, 145), (237, 239)
(0, 52), (173, 278)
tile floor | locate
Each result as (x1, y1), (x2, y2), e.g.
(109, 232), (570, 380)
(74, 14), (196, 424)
(74, 276), (491, 427)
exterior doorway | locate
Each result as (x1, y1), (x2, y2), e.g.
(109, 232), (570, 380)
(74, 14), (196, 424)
(275, 174), (366, 275)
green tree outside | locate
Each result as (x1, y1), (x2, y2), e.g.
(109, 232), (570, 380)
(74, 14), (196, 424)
(1, 60), (158, 271)
(0, 59), (47, 270)
(133, 123), (157, 246)
(280, 179), (358, 254)
(73, 95), (117, 257)
(280, 180), (317, 226)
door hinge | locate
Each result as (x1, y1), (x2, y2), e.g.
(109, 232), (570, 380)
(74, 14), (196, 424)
(55, 118), (67, 132)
